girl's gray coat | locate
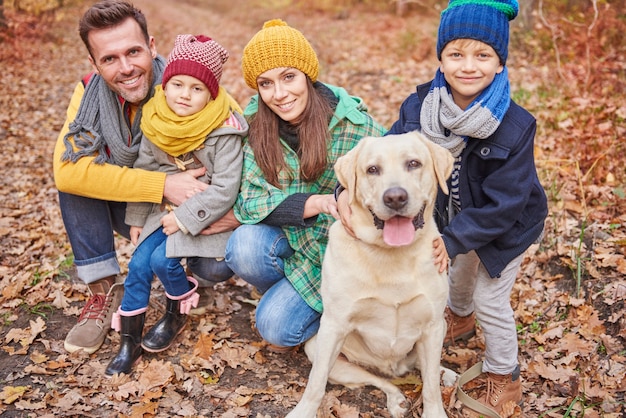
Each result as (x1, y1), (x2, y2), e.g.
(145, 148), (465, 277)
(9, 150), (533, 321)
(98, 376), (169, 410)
(126, 112), (247, 258)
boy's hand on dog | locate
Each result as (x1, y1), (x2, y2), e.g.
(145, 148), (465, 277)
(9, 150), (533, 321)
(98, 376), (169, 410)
(433, 236), (449, 273)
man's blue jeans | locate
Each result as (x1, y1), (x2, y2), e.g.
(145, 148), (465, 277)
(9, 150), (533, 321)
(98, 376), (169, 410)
(58, 191), (233, 286)
(58, 191), (130, 285)
(225, 224), (320, 347)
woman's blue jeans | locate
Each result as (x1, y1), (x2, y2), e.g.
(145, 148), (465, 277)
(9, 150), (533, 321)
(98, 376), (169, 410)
(225, 224), (320, 347)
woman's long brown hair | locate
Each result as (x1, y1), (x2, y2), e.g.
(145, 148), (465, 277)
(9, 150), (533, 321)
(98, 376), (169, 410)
(247, 78), (333, 188)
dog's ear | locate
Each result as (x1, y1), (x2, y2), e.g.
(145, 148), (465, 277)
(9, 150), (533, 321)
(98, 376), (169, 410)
(423, 137), (454, 195)
(335, 137), (367, 205)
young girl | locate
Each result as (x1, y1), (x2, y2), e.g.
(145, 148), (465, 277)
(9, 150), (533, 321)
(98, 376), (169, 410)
(106, 34), (247, 375)
(224, 19), (386, 350)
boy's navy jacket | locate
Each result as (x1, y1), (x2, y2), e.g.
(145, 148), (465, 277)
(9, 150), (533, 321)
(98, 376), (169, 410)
(388, 82), (548, 278)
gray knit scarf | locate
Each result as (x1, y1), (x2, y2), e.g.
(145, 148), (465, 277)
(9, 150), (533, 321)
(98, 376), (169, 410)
(420, 67), (511, 157)
(62, 56), (166, 167)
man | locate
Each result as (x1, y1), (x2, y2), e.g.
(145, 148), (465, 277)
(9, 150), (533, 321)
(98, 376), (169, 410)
(53, 0), (235, 355)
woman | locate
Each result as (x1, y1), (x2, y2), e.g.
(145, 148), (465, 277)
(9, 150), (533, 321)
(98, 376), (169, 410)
(225, 19), (386, 350)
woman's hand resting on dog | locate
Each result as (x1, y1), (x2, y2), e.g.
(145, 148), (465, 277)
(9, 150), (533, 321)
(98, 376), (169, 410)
(335, 189), (356, 238)
(306, 194), (339, 219)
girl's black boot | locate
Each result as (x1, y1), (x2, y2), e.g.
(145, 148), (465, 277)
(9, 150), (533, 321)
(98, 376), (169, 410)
(105, 307), (146, 376)
(141, 277), (199, 352)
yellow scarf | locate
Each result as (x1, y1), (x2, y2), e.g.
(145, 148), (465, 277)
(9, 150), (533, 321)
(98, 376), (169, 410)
(141, 85), (242, 156)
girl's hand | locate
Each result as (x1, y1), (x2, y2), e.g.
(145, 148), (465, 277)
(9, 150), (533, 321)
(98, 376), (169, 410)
(130, 226), (142, 246)
(161, 212), (180, 235)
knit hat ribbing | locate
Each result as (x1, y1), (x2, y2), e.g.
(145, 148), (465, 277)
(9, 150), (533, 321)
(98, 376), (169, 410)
(437, 0), (519, 64)
(241, 19), (319, 90)
(162, 34), (229, 99)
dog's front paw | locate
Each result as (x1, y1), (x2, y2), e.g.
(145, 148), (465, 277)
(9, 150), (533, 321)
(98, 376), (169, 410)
(386, 391), (408, 418)
(441, 366), (458, 387)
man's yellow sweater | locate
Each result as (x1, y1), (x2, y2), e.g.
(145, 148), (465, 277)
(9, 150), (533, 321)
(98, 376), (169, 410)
(53, 81), (166, 203)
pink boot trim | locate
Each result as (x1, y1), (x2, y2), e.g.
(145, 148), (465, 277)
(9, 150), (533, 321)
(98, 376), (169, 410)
(165, 277), (199, 314)
(111, 306), (147, 332)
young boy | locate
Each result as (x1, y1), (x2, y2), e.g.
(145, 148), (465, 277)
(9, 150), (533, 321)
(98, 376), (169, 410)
(387, 0), (548, 414)
(105, 34), (247, 376)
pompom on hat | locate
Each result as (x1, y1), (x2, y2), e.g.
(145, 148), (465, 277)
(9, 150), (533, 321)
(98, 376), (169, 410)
(162, 34), (229, 99)
(437, 0), (519, 64)
(241, 19), (319, 90)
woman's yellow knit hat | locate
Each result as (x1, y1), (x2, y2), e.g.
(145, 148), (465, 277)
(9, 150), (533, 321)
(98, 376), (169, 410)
(241, 19), (319, 90)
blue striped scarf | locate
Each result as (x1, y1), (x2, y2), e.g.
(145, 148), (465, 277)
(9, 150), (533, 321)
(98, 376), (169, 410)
(419, 66), (511, 157)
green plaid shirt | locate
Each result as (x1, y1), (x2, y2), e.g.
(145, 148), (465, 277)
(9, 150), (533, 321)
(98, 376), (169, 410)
(234, 84), (386, 312)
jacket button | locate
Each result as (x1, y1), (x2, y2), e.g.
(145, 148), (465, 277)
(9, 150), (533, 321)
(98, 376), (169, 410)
(197, 210), (206, 218)
(480, 147), (491, 156)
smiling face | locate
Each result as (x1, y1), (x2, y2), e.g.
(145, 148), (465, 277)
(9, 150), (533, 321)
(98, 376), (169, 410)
(87, 17), (157, 105)
(256, 67), (309, 123)
(163, 74), (212, 117)
(334, 132), (453, 247)
(439, 39), (504, 110)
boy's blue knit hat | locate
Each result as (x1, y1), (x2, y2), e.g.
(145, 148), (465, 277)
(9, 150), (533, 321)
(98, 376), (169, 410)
(436, 0), (519, 64)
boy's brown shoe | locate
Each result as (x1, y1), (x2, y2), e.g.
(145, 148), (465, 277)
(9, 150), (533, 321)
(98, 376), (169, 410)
(444, 306), (476, 346)
(457, 362), (523, 417)
(64, 276), (123, 354)
(478, 368), (522, 415)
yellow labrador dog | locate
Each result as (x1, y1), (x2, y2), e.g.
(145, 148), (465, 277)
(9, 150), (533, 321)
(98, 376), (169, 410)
(287, 132), (454, 418)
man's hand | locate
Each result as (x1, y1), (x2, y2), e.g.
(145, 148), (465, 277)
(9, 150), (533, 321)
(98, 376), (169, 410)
(164, 167), (208, 206)
(199, 208), (241, 236)
(433, 236), (449, 274)
(336, 189), (355, 238)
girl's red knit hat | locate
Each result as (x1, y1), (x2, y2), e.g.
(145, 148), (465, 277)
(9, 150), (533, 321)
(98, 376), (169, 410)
(162, 34), (228, 99)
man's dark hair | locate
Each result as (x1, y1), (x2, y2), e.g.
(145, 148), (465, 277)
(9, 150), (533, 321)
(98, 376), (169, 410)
(79, 0), (149, 57)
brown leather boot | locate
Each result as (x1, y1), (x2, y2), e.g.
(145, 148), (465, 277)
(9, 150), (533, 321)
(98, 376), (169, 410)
(458, 363), (522, 417)
(477, 366), (522, 415)
(64, 276), (123, 354)
(444, 306), (476, 346)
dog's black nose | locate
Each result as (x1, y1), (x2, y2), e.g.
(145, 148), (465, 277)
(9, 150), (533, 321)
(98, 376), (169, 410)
(383, 187), (408, 210)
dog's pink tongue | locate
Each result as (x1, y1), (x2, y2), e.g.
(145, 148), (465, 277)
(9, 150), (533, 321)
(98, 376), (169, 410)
(383, 216), (415, 246)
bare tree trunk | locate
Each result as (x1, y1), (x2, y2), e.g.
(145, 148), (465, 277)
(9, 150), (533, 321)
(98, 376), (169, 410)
(517, 0), (535, 30)
(396, 0), (408, 17)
